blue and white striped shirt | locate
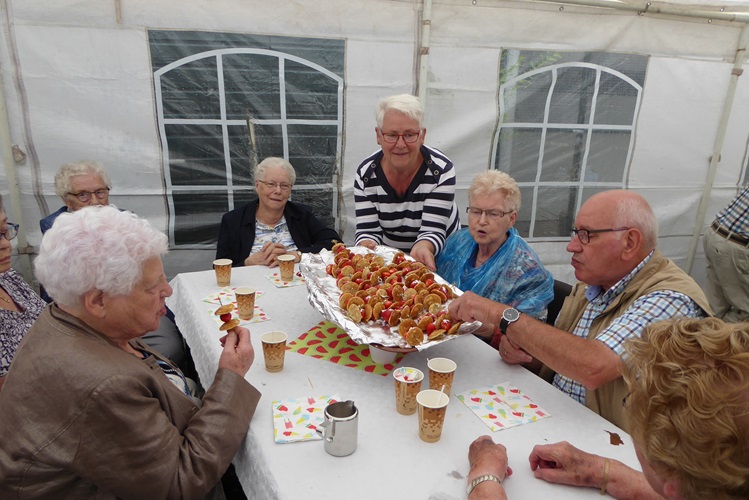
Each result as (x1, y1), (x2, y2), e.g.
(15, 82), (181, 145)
(553, 252), (706, 404)
(354, 145), (460, 254)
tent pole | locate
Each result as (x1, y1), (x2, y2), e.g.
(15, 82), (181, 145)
(529, 0), (749, 24)
(686, 23), (749, 274)
(417, 0), (433, 104)
(0, 67), (33, 283)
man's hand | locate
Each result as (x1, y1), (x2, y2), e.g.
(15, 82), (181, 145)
(498, 335), (533, 365)
(410, 240), (436, 271)
(358, 239), (377, 250)
(469, 435), (512, 479)
(218, 327), (254, 377)
(529, 441), (603, 489)
(244, 242), (287, 267)
(448, 291), (503, 325)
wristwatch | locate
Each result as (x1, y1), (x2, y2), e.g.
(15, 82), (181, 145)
(499, 307), (520, 335)
(467, 474), (503, 496)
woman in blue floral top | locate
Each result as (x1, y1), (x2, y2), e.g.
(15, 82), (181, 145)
(0, 195), (44, 391)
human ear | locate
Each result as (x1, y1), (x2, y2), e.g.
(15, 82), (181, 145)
(82, 289), (107, 319)
(375, 127), (382, 146)
(661, 478), (680, 499)
(621, 228), (643, 260)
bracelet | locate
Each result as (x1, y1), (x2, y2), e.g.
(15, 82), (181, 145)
(466, 474), (503, 496)
(600, 458), (610, 495)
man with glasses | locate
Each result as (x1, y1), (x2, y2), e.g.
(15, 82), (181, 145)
(38, 161), (189, 372)
(354, 94), (460, 270)
(449, 190), (711, 429)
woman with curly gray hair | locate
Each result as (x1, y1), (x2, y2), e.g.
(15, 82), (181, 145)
(0, 205), (260, 498)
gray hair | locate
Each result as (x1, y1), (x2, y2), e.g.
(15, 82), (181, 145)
(35, 205), (168, 308)
(253, 157), (296, 185)
(614, 193), (659, 250)
(53, 161), (112, 198)
(468, 170), (521, 212)
(375, 94), (424, 129)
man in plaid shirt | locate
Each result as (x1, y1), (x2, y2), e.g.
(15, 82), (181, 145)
(449, 190), (711, 429)
(704, 186), (749, 322)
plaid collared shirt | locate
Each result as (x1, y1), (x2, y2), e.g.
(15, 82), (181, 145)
(553, 251), (706, 404)
(715, 186), (749, 237)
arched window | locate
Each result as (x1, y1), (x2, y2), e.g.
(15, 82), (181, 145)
(151, 33), (344, 247)
(491, 51), (646, 239)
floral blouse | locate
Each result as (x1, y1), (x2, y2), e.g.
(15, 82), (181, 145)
(0, 269), (45, 377)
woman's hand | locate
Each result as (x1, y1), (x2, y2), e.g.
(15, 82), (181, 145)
(358, 239), (377, 250)
(244, 242), (287, 267)
(468, 436), (512, 499)
(529, 441), (604, 489)
(218, 327), (254, 377)
(410, 240), (436, 271)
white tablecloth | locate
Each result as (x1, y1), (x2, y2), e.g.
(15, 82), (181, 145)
(167, 264), (641, 499)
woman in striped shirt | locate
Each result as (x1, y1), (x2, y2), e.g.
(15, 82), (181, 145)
(354, 94), (460, 271)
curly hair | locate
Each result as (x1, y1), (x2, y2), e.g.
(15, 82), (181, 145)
(34, 205), (167, 308)
(253, 157), (296, 185)
(623, 317), (749, 499)
(468, 170), (521, 212)
(53, 160), (112, 198)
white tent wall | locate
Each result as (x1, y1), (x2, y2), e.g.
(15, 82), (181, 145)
(2, 0), (749, 290)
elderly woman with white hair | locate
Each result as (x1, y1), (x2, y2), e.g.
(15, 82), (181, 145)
(436, 170), (554, 350)
(216, 156), (340, 267)
(39, 159), (112, 233)
(0, 206), (260, 498)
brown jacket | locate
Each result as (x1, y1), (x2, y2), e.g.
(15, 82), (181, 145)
(551, 251), (711, 430)
(0, 304), (261, 499)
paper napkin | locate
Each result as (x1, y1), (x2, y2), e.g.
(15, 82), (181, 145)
(202, 287), (264, 305)
(266, 272), (306, 288)
(272, 395), (340, 443)
(456, 383), (551, 431)
(287, 320), (404, 376)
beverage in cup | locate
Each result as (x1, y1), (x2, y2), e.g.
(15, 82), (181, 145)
(427, 357), (457, 397)
(261, 331), (288, 372)
(277, 254), (296, 282)
(416, 389), (449, 443)
(213, 259), (233, 287)
(393, 367), (424, 415)
(234, 287), (256, 320)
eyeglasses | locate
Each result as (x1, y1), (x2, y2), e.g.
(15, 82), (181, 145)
(571, 227), (630, 245)
(0, 222), (18, 241)
(378, 130), (422, 144)
(466, 207), (514, 220)
(67, 188), (110, 203)
(257, 180), (293, 192)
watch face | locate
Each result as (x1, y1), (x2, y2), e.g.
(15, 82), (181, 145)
(503, 308), (520, 322)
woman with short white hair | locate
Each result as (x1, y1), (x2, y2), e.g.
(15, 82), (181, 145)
(0, 206), (260, 498)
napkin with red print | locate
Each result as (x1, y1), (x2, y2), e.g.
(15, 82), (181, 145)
(272, 395), (340, 443)
(287, 320), (404, 376)
(456, 383), (551, 431)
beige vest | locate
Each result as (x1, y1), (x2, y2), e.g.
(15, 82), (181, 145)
(549, 251), (712, 430)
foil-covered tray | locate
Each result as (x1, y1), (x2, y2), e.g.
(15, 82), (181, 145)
(300, 245), (480, 351)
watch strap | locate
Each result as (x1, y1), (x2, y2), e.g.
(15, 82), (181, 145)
(467, 474), (503, 496)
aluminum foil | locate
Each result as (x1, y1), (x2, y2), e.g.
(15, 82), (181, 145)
(300, 245), (480, 351)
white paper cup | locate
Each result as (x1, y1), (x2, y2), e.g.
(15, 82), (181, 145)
(213, 258), (233, 286)
(277, 254), (296, 281)
(369, 345), (397, 364)
(261, 331), (288, 372)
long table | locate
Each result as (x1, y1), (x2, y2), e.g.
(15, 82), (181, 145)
(167, 264), (641, 499)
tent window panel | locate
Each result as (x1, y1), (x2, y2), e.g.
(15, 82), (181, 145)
(223, 54), (281, 120)
(594, 72), (638, 125)
(172, 192), (228, 246)
(166, 124), (226, 185)
(290, 187), (336, 230)
(540, 129), (586, 182)
(534, 186), (578, 238)
(160, 59), (220, 119)
(585, 131), (630, 182)
(284, 61), (339, 120)
(227, 125), (254, 186)
(503, 73), (552, 124)
(515, 186), (535, 237)
(288, 124), (338, 185)
(495, 128), (542, 182)
(548, 67), (594, 124)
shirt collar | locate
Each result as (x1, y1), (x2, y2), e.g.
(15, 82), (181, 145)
(584, 250), (655, 303)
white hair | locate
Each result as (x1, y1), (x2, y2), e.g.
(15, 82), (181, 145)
(254, 157), (296, 185)
(375, 94), (424, 129)
(35, 205), (168, 307)
(53, 160), (112, 198)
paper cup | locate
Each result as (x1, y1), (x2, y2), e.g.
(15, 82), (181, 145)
(235, 287), (256, 320)
(416, 389), (450, 442)
(369, 345), (397, 364)
(393, 367), (424, 415)
(213, 259), (233, 287)
(261, 331), (288, 373)
(427, 357), (457, 397)
(277, 254), (296, 282)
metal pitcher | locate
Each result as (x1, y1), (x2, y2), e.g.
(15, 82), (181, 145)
(316, 400), (358, 457)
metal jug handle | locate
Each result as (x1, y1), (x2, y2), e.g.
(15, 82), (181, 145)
(315, 419), (335, 442)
